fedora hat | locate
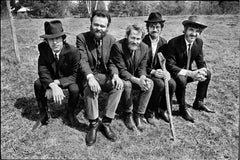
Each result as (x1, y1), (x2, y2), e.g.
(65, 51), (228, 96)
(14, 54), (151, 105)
(40, 20), (66, 39)
(145, 12), (165, 23)
(182, 15), (207, 29)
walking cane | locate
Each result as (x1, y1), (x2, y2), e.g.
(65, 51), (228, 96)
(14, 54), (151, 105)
(157, 52), (175, 141)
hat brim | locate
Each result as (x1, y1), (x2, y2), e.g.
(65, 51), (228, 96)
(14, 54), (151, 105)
(182, 20), (207, 29)
(40, 32), (67, 39)
(145, 20), (165, 23)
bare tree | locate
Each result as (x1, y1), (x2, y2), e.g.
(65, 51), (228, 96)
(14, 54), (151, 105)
(6, 0), (20, 62)
(85, 0), (98, 16)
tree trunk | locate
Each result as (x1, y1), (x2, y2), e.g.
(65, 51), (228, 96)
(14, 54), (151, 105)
(6, 0), (20, 62)
(86, 1), (92, 16)
(94, 0), (98, 10)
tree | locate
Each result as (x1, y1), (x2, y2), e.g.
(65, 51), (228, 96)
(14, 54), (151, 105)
(108, 1), (124, 16)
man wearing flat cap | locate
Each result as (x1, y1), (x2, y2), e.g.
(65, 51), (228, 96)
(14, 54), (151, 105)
(34, 20), (80, 128)
(142, 12), (176, 125)
(166, 15), (214, 123)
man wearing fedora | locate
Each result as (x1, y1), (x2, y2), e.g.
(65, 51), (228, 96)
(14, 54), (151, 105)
(34, 20), (80, 127)
(76, 10), (123, 146)
(166, 15), (214, 123)
(142, 12), (176, 125)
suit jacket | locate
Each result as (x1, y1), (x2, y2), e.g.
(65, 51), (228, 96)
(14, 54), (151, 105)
(166, 34), (207, 78)
(142, 34), (167, 75)
(38, 42), (80, 90)
(76, 31), (117, 79)
(110, 38), (149, 81)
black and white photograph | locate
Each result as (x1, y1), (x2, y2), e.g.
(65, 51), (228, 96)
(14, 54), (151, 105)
(1, 0), (239, 159)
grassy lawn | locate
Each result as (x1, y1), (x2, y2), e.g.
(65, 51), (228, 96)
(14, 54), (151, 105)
(1, 15), (239, 159)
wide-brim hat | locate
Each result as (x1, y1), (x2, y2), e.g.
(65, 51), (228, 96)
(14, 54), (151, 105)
(40, 20), (66, 39)
(144, 12), (165, 23)
(182, 15), (207, 29)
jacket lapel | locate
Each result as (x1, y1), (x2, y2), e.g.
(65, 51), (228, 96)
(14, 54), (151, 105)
(58, 45), (66, 67)
(180, 35), (188, 65)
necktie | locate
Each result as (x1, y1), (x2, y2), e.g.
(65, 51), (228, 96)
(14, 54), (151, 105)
(186, 44), (191, 70)
(131, 50), (135, 73)
(54, 53), (59, 63)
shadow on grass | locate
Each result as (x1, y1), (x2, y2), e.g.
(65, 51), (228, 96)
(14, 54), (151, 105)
(14, 97), (88, 133)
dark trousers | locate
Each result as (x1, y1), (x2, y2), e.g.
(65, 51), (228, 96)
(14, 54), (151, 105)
(83, 73), (123, 120)
(34, 79), (80, 113)
(122, 79), (154, 115)
(145, 77), (176, 117)
(174, 70), (211, 108)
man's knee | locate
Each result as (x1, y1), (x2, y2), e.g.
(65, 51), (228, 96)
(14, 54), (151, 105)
(169, 79), (176, 92)
(206, 69), (211, 80)
(68, 83), (80, 95)
(152, 78), (164, 92)
(34, 79), (42, 90)
(175, 75), (187, 88)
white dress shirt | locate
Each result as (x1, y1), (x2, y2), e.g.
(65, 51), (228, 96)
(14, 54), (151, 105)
(178, 39), (193, 76)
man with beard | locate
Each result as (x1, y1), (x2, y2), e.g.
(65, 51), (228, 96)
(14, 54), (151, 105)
(34, 20), (80, 127)
(76, 10), (123, 146)
(142, 12), (176, 125)
(111, 24), (154, 132)
(166, 15), (214, 123)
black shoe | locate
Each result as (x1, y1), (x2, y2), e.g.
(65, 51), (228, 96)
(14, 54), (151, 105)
(193, 100), (215, 113)
(100, 123), (117, 142)
(40, 111), (49, 125)
(123, 113), (135, 130)
(63, 112), (79, 127)
(145, 114), (158, 126)
(86, 120), (101, 146)
(133, 114), (145, 132)
(179, 108), (194, 123)
(159, 109), (170, 123)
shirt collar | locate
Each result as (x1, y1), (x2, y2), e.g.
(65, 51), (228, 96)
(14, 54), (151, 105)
(184, 39), (193, 48)
(149, 35), (159, 44)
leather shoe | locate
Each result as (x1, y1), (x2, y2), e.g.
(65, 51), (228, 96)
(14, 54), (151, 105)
(123, 113), (135, 130)
(86, 121), (101, 146)
(40, 111), (49, 125)
(63, 112), (80, 127)
(146, 117), (158, 126)
(193, 101), (215, 113)
(100, 123), (117, 142)
(159, 109), (170, 123)
(133, 114), (145, 132)
(179, 108), (194, 123)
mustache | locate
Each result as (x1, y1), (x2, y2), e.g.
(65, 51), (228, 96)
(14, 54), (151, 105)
(150, 31), (158, 34)
(189, 34), (197, 37)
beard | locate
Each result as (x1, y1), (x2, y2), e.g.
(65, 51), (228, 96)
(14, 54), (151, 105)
(90, 25), (107, 40)
(128, 42), (139, 51)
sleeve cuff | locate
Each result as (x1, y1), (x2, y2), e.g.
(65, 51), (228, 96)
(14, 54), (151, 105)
(86, 74), (94, 80)
(178, 69), (188, 76)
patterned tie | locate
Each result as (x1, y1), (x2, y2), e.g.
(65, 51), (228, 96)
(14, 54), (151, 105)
(186, 44), (191, 70)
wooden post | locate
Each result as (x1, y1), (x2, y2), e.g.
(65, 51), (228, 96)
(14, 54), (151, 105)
(6, 0), (21, 62)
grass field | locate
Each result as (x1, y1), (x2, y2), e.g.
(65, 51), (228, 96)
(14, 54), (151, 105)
(1, 15), (239, 159)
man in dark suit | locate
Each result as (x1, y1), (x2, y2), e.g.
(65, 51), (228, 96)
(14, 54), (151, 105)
(34, 20), (80, 128)
(166, 16), (214, 123)
(142, 12), (176, 125)
(76, 10), (123, 146)
(111, 24), (154, 132)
